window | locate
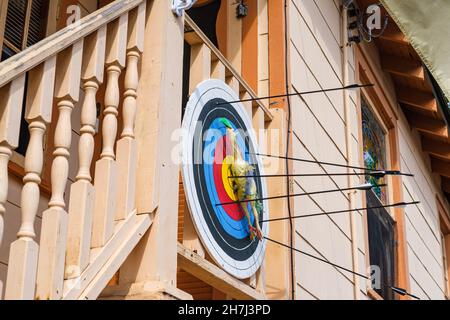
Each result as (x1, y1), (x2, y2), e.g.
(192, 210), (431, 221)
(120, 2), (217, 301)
(366, 190), (396, 300)
(0, 0), (49, 156)
(361, 97), (396, 300)
(2, 0), (48, 59)
(362, 98), (388, 204)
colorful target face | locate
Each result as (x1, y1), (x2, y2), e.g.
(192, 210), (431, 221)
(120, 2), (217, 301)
(181, 80), (269, 279)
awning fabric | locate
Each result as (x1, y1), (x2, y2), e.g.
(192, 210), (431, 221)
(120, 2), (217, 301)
(381, 0), (450, 99)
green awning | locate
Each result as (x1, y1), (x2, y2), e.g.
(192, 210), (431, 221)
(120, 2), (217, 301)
(381, 0), (450, 100)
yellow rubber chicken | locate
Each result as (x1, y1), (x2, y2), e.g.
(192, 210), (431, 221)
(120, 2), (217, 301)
(220, 118), (263, 241)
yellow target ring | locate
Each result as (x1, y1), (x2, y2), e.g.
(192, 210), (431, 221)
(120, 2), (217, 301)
(222, 155), (237, 201)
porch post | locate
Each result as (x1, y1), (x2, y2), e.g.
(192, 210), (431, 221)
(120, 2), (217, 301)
(109, 0), (188, 299)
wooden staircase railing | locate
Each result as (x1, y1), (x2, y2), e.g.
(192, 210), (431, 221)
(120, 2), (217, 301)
(0, 0), (149, 300)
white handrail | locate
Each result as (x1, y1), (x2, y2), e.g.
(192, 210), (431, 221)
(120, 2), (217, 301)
(0, 0), (144, 88)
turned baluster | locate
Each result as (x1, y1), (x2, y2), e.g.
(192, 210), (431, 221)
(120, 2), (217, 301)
(19, 121), (46, 238)
(0, 76), (25, 246)
(35, 40), (84, 300)
(49, 100), (75, 207)
(121, 52), (139, 139)
(0, 145), (10, 246)
(76, 81), (99, 182)
(101, 65), (121, 160)
(116, 3), (145, 221)
(92, 14), (128, 248)
(5, 58), (56, 300)
(65, 26), (107, 280)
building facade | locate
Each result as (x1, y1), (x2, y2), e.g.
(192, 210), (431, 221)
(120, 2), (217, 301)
(0, 0), (449, 300)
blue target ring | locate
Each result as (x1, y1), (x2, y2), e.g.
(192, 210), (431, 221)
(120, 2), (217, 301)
(203, 118), (255, 239)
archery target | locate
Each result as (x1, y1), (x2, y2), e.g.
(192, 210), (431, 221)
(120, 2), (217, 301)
(181, 79), (269, 279)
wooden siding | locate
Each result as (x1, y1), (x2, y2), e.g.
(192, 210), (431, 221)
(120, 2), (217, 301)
(398, 113), (447, 299)
(289, 0), (450, 300)
(288, 0), (367, 300)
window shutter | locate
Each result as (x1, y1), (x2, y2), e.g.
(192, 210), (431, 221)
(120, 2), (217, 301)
(4, 0), (27, 50)
(3, 0), (47, 51)
(27, 0), (47, 47)
(1, 0), (49, 155)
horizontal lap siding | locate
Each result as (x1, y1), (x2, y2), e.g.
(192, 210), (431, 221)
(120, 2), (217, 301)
(398, 115), (447, 300)
(290, 0), (449, 301)
(296, 283), (319, 300)
(291, 0), (343, 85)
(295, 233), (355, 299)
(409, 274), (430, 300)
(289, 0), (366, 299)
(408, 246), (444, 300)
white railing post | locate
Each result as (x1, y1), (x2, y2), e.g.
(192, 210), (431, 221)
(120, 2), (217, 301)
(65, 26), (107, 280)
(0, 0), (148, 300)
(92, 14), (128, 248)
(0, 75), (26, 298)
(118, 0), (184, 292)
(0, 75), (26, 244)
(116, 3), (145, 221)
(0, 145), (10, 245)
(5, 58), (56, 300)
(35, 40), (84, 300)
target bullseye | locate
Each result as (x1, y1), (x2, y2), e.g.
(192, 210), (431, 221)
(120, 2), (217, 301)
(221, 156), (237, 201)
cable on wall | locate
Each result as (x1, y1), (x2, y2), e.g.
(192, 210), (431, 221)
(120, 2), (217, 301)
(283, 0), (295, 300)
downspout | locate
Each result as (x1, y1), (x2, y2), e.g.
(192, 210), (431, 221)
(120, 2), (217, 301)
(342, 5), (360, 300)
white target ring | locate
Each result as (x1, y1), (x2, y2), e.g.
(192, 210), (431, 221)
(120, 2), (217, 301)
(181, 79), (269, 279)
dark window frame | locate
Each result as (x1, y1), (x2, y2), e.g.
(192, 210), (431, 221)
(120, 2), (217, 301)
(360, 93), (397, 300)
(366, 190), (396, 300)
